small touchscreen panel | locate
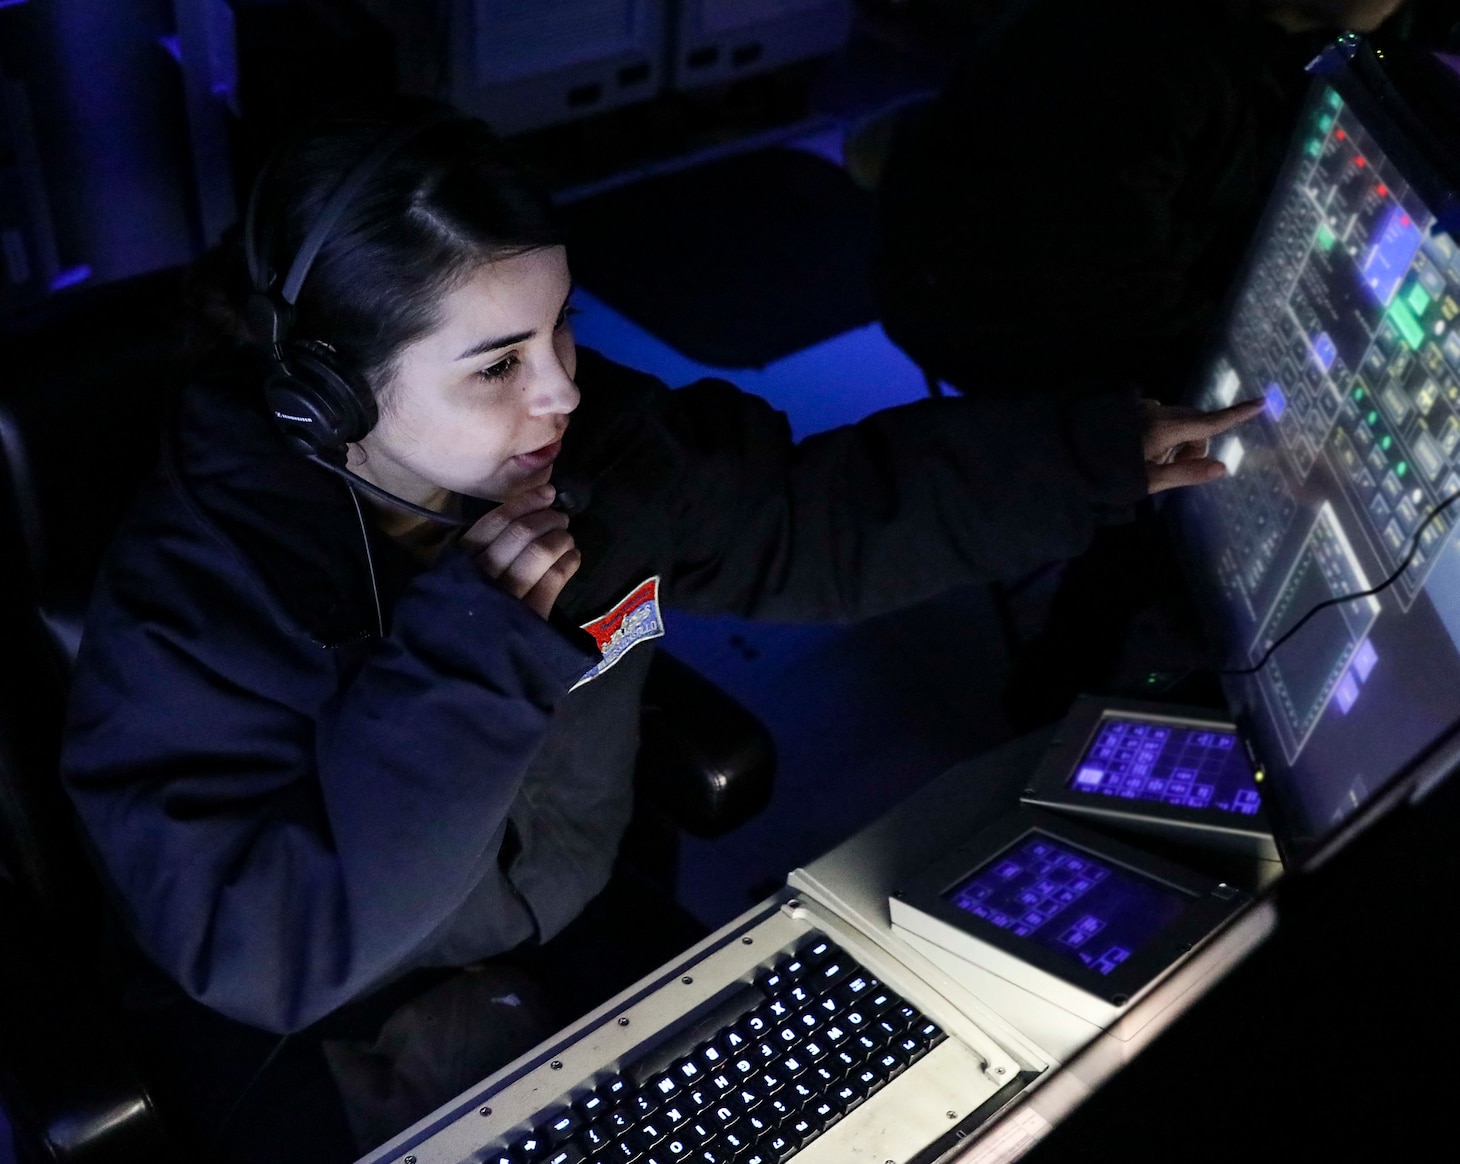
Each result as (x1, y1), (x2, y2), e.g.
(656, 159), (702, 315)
(943, 833), (1194, 977)
(1067, 718), (1263, 816)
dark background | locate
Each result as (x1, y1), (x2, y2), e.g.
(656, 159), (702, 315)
(4, 3), (1460, 1162)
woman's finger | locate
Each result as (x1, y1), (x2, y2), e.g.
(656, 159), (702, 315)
(1170, 437), (1211, 463)
(459, 485), (557, 555)
(492, 528), (577, 599)
(471, 507), (569, 580)
(1146, 400), (1264, 456)
(1147, 457), (1227, 494)
(521, 548), (583, 619)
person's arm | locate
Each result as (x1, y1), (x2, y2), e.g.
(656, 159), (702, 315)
(658, 378), (1260, 622)
(658, 378), (1148, 621)
(63, 528), (596, 1035)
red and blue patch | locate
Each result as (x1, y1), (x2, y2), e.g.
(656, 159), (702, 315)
(571, 576), (665, 691)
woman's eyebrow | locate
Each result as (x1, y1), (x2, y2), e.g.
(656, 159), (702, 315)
(454, 286), (576, 362)
(456, 328), (534, 361)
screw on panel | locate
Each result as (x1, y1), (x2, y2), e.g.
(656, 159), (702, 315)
(404, 1157), (416, 1163)
(946, 1110), (957, 1119)
(742, 936), (754, 945)
(994, 1066), (1007, 1075)
(618, 1016), (631, 1026)
(479, 1106), (491, 1116)
(550, 1060), (564, 1070)
(682, 976), (694, 985)
(787, 899), (801, 910)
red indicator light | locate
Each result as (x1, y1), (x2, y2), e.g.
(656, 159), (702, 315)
(1376, 184), (1389, 197)
(1354, 155), (1367, 168)
(1336, 128), (1347, 140)
(1402, 215), (1412, 227)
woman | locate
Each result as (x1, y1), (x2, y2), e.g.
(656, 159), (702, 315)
(61, 102), (1259, 1160)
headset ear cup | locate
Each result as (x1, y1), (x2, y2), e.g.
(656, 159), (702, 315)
(265, 341), (378, 454)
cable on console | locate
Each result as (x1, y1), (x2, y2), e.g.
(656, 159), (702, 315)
(1223, 488), (1460, 676)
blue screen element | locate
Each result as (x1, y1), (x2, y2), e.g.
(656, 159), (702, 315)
(944, 834), (1193, 977)
(1265, 382), (1287, 419)
(1362, 205), (1423, 305)
(1312, 332), (1338, 371)
(1067, 718), (1263, 815)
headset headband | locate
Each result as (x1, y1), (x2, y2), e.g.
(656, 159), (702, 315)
(245, 110), (454, 310)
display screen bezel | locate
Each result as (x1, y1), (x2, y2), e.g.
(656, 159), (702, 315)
(1165, 57), (1460, 867)
(894, 811), (1250, 1004)
(1022, 699), (1273, 841)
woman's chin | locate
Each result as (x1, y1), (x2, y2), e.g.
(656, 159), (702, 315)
(468, 463), (555, 503)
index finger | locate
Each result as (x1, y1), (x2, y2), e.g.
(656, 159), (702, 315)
(459, 485), (556, 554)
(1157, 399), (1265, 448)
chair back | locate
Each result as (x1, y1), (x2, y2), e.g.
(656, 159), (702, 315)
(1, 266), (190, 659)
(0, 268), (192, 1162)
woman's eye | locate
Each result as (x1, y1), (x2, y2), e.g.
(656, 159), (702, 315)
(478, 355), (518, 382)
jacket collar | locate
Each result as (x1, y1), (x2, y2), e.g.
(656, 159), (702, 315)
(165, 348), (386, 646)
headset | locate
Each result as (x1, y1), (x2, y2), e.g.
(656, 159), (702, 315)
(243, 111), (472, 526)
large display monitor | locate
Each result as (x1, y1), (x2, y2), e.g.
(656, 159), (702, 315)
(1175, 42), (1460, 861)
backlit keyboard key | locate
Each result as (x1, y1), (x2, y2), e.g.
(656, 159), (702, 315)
(684, 1086), (713, 1111)
(917, 1019), (948, 1047)
(575, 1092), (610, 1122)
(660, 1101), (692, 1128)
(647, 1074), (680, 1103)
(544, 1109), (580, 1143)
(783, 982), (815, 1008)
(809, 1063), (839, 1089)
(796, 937), (834, 964)
(812, 959), (854, 991)
(832, 1078), (866, 1112)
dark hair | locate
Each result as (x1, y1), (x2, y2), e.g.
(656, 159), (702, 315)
(196, 99), (564, 396)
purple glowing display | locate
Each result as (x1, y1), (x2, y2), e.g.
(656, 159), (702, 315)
(1067, 719), (1262, 816)
(944, 834), (1193, 977)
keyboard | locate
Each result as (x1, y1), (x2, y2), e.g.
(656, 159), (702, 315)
(362, 900), (1025, 1164)
(490, 934), (946, 1164)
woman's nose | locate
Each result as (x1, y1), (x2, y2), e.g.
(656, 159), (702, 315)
(528, 356), (581, 417)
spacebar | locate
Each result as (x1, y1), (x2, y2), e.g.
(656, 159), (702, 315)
(790, 1040), (998, 1164)
(627, 981), (764, 1085)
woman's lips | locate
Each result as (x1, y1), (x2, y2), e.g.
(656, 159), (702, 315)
(512, 438), (563, 471)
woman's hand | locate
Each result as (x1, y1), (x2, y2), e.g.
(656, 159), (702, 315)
(460, 485), (581, 619)
(1142, 399), (1265, 494)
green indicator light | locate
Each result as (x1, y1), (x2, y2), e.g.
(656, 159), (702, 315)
(1408, 282), (1432, 316)
(1353, 386), (1366, 400)
(1326, 89), (1343, 109)
(1317, 223), (1336, 250)
(1367, 410), (1380, 425)
(1390, 298), (1426, 349)
(1318, 115), (1334, 132)
(1381, 435), (1393, 450)
(1305, 139), (1322, 158)
(1397, 461), (1409, 477)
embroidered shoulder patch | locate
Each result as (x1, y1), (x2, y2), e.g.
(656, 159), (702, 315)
(571, 575), (665, 691)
